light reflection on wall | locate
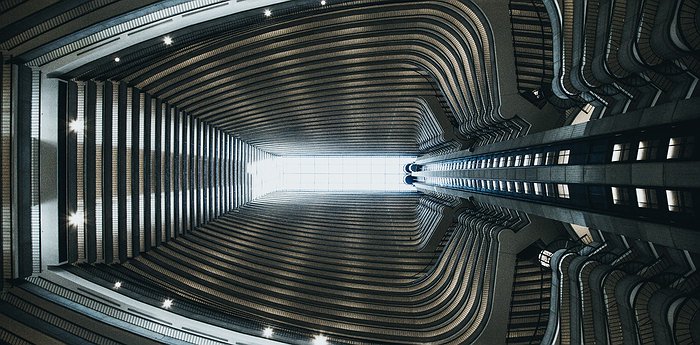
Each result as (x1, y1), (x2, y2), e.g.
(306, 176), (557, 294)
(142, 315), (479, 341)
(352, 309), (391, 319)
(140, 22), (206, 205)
(247, 158), (283, 200)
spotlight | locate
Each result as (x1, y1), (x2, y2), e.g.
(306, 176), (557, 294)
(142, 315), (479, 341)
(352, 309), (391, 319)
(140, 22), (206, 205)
(67, 212), (84, 227)
(264, 9), (272, 17)
(321, 0), (327, 5)
(263, 327), (274, 338)
(68, 119), (84, 133)
(163, 36), (173, 45)
(113, 281), (122, 289)
(162, 298), (173, 309)
(114, 57), (120, 62)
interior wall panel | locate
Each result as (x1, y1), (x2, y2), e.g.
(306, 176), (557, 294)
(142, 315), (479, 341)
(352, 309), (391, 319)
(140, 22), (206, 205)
(57, 82), (262, 265)
(1, 61), (44, 288)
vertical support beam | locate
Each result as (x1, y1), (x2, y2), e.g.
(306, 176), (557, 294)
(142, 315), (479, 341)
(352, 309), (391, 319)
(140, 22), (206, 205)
(116, 82), (127, 262)
(172, 108), (179, 237)
(0, 59), (6, 288)
(199, 124), (203, 223)
(84, 81), (96, 263)
(29, 69), (41, 273)
(75, 82), (85, 262)
(181, 112), (188, 233)
(210, 125), (215, 218)
(102, 81), (113, 264)
(153, 98), (162, 247)
(66, 81), (77, 263)
(11, 64), (33, 277)
(130, 88), (140, 257)
(163, 103), (171, 241)
(137, 93), (145, 253)
(55, 80), (68, 264)
(94, 81), (103, 262)
(189, 116), (196, 230)
(201, 123), (209, 224)
(143, 94), (151, 251)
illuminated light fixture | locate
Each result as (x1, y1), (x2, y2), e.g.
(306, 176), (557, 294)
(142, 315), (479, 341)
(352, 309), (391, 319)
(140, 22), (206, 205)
(321, 0), (327, 5)
(67, 211), (84, 227)
(264, 9), (272, 17)
(113, 281), (122, 289)
(538, 249), (553, 268)
(162, 298), (173, 309)
(262, 327), (274, 338)
(163, 36), (173, 45)
(312, 334), (328, 345)
(114, 57), (120, 62)
(68, 119), (84, 133)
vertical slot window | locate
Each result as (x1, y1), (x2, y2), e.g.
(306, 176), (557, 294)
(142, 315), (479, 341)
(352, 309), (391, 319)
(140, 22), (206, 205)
(636, 140), (659, 161)
(611, 143), (630, 162)
(666, 190), (692, 212)
(667, 136), (694, 159)
(558, 149), (570, 165)
(545, 151), (556, 165)
(636, 188), (658, 208)
(534, 182), (543, 195)
(557, 184), (570, 198)
(612, 187), (627, 205)
(534, 153), (544, 166)
(515, 155), (522, 167)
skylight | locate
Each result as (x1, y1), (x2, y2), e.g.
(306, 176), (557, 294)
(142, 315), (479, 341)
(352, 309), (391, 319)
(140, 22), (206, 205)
(280, 156), (415, 191)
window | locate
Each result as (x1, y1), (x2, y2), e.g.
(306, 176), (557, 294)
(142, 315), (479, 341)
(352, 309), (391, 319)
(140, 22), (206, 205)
(557, 184), (570, 198)
(667, 136), (695, 159)
(534, 153), (544, 166)
(281, 156), (414, 191)
(499, 157), (506, 168)
(506, 156), (513, 167)
(507, 181), (513, 192)
(545, 151), (556, 165)
(636, 188), (658, 208)
(545, 183), (555, 197)
(636, 140), (659, 161)
(523, 154), (532, 166)
(515, 155), (522, 167)
(515, 182), (522, 193)
(534, 182), (544, 195)
(499, 181), (505, 191)
(611, 143), (631, 162)
(611, 187), (628, 205)
(558, 149), (570, 165)
(524, 182), (532, 194)
(666, 190), (693, 212)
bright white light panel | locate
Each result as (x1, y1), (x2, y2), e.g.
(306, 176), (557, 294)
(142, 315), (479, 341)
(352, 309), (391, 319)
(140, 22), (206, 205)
(280, 156), (415, 191)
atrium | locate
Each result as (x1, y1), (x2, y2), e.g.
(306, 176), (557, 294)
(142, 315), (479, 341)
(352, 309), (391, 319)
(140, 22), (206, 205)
(0, 0), (699, 344)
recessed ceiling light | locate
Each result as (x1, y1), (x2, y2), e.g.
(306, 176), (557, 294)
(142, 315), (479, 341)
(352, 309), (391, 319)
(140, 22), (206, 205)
(264, 9), (272, 17)
(114, 281), (122, 289)
(67, 211), (84, 227)
(114, 57), (120, 62)
(163, 36), (173, 45)
(321, 0), (327, 5)
(68, 119), (84, 133)
(162, 298), (173, 309)
(263, 327), (274, 338)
